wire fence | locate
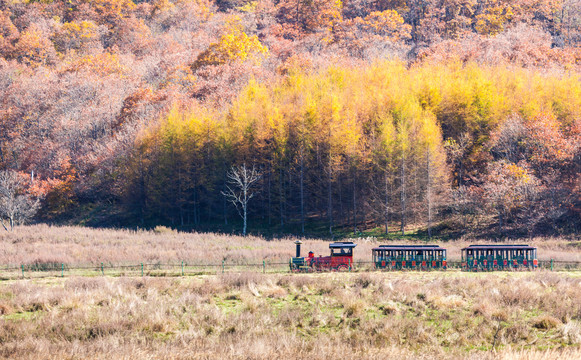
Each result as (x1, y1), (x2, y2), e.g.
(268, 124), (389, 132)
(1, 259), (580, 281)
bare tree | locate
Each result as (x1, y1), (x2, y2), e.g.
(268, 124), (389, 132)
(0, 170), (40, 231)
(221, 164), (262, 236)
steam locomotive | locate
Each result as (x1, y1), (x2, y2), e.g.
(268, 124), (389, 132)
(290, 241), (356, 272)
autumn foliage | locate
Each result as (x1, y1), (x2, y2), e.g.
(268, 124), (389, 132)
(0, 0), (579, 236)
(123, 62), (580, 236)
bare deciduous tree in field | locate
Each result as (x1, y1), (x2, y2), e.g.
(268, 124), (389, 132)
(0, 170), (40, 231)
(221, 164), (262, 236)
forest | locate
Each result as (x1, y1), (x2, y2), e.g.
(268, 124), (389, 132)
(0, 0), (579, 238)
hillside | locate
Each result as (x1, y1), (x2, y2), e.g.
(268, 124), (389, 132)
(0, 0), (579, 237)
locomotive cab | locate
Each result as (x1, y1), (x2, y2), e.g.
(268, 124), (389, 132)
(330, 242), (356, 257)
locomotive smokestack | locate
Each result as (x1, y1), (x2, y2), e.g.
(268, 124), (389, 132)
(295, 240), (302, 258)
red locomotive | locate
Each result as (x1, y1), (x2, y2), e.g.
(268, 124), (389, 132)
(290, 241), (356, 272)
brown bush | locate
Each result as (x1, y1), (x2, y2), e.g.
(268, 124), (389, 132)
(532, 315), (561, 330)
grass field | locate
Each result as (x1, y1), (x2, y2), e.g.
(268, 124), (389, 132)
(1, 225), (581, 358)
(1, 271), (581, 359)
(1, 225), (580, 267)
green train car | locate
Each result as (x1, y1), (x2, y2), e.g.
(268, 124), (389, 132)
(461, 245), (538, 271)
(372, 245), (447, 270)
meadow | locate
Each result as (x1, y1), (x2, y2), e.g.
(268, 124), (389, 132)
(1, 226), (581, 358)
(1, 272), (581, 359)
(1, 225), (580, 267)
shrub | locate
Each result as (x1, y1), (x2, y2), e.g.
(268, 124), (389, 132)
(152, 225), (175, 234)
(532, 315), (561, 330)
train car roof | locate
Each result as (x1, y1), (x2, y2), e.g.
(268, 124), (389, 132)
(329, 242), (357, 248)
(372, 245), (445, 251)
(377, 244), (442, 248)
(461, 245), (536, 250)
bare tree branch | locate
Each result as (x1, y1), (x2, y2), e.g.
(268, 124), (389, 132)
(0, 170), (40, 231)
(221, 164), (262, 236)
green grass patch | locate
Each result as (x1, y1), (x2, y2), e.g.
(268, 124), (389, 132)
(2, 310), (42, 321)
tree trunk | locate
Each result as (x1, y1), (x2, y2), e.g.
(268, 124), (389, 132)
(280, 167), (284, 228)
(300, 151), (304, 234)
(498, 206), (503, 237)
(328, 164), (333, 237)
(340, 175), (346, 226)
(243, 183), (248, 236)
(427, 150), (432, 240)
(400, 154), (406, 236)
(268, 167), (271, 226)
(223, 176), (228, 225)
(384, 170), (389, 235)
(243, 208), (247, 236)
(353, 171), (357, 235)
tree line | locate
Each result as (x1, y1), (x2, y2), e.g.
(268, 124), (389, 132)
(119, 62), (580, 237)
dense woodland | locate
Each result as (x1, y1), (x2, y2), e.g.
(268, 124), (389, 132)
(0, 0), (579, 237)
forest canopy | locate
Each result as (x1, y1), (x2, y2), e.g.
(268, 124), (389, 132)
(121, 62), (581, 237)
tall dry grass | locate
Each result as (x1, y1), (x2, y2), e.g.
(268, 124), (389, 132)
(0, 225), (579, 266)
(0, 272), (580, 359)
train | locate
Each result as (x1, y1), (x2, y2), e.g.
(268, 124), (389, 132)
(290, 241), (539, 272)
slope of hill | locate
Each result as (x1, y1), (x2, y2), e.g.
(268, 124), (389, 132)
(0, 0), (579, 237)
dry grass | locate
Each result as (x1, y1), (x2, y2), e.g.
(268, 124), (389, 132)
(0, 225), (579, 267)
(0, 271), (580, 359)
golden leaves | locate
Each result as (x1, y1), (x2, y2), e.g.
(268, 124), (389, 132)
(475, 4), (513, 36)
(192, 17), (268, 70)
(14, 24), (56, 67)
(53, 21), (99, 52)
(62, 52), (127, 76)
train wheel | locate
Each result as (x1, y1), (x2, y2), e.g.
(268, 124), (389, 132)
(337, 264), (349, 272)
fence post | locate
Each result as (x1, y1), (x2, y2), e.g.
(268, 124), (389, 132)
(222, 260), (224, 274)
(551, 258), (554, 271)
(101, 262), (104, 276)
(61, 263), (64, 278)
(141, 263), (144, 276)
(181, 261), (184, 276)
(263, 260), (265, 274)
